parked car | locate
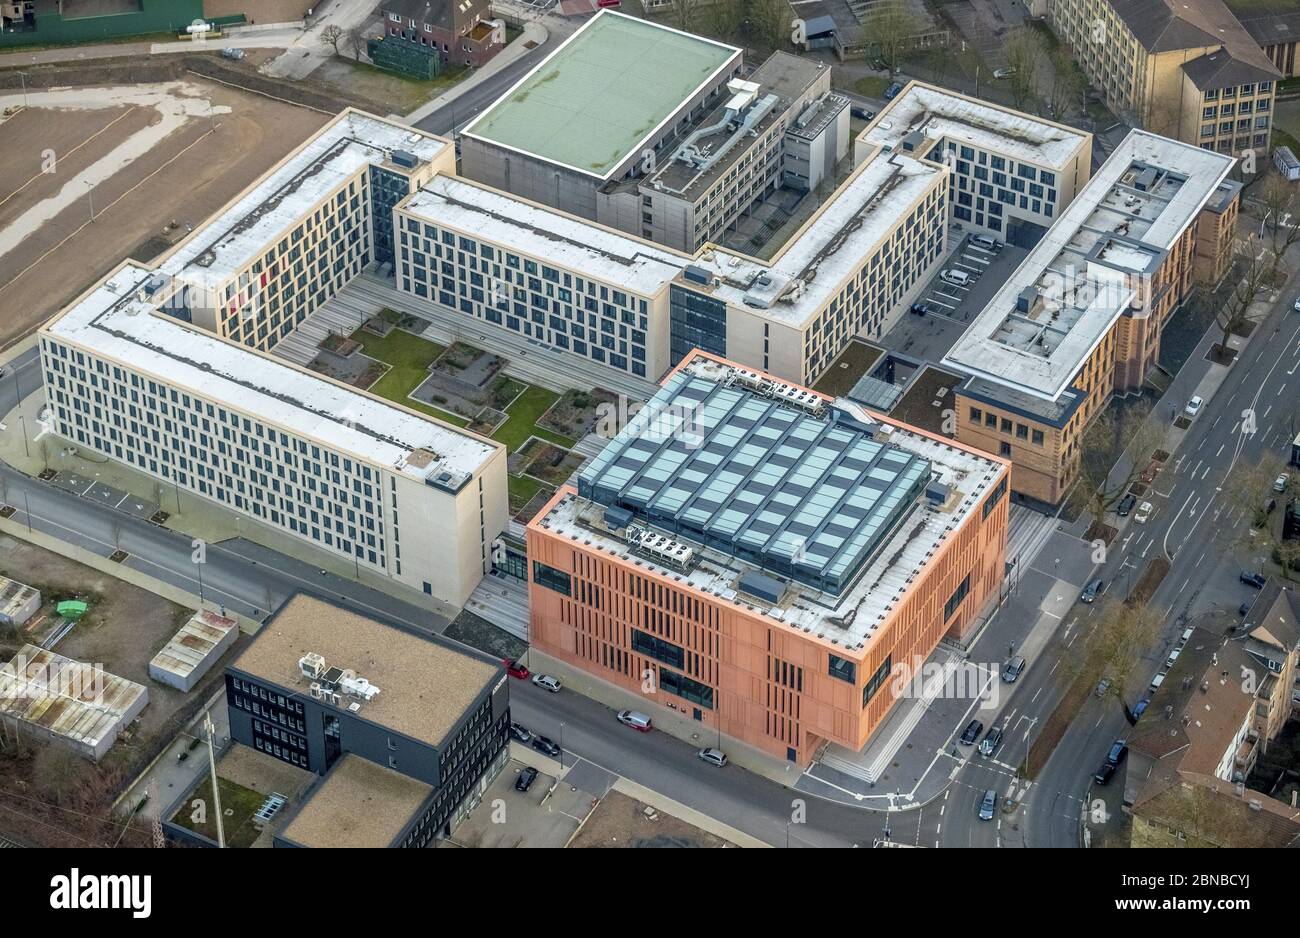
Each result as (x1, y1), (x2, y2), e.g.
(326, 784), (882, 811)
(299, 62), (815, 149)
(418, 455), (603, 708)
(1105, 738), (1128, 766)
(959, 719), (984, 745)
(503, 659), (530, 679)
(1274, 473), (1289, 493)
(1239, 601), (1253, 616)
(940, 268), (972, 287)
(978, 789), (998, 820)
(697, 747), (728, 767)
(979, 726), (1004, 758)
(1184, 395), (1203, 418)
(992, 66), (1017, 79)
(1149, 672), (1167, 693)
(883, 81), (904, 101)
(531, 735), (561, 758)
(850, 105), (876, 120)
(1294, 295), (1300, 312)
(1132, 697), (1150, 720)
(515, 766), (539, 792)
(509, 722), (532, 744)
(1134, 501), (1153, 524)
(616, 709), (652, 732)
(1095, 677), (1111, 697)
(1080, 578), (1104, 603)
(220, 47), (245, 60)
(1165, 646), (1181, 669)
(1117, 493), (1137, 517)
(909, 302), (931, 316)
(1001, 655), (1026, 683)
(1240, 571), (1267, 589)
(1093, 761), (1116, 785)
(531, 674), (562, 693)
(969, 234), (1001, 251)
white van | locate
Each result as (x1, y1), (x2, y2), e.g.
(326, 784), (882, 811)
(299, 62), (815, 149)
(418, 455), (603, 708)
(1165, 647), (1181, 669)
(970, 234), (1000, 251)
(941, 269), (971, 287)
(1179, 627), (1193, 646)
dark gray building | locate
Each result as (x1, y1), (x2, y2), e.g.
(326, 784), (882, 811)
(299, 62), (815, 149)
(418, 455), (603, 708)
(224, 593), (510, 847)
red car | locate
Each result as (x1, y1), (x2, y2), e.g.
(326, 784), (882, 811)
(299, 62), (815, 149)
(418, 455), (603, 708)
(504, 659), (530, 679)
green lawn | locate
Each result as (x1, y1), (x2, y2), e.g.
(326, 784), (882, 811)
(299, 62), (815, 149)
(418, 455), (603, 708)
(171, 776), (266, 849)
(349, 328), (468, 427)
(508, 474), (548, 513)
(490, 386), (575, 451)
(854, 76), (891, 99)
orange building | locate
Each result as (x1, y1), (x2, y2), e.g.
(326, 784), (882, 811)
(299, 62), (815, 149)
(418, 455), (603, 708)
(526, 352), (1009, 764)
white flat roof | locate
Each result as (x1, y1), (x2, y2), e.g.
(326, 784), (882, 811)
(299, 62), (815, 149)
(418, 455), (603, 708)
(44, 263), (497, 480)
(943, 130), (1234, 401)
(160, 112), (448, 288)
(861, 81), (1089, 170)
(400, 174), (687, 296)
(695, 150), (943, 327)
(534, 356), (1005, 651)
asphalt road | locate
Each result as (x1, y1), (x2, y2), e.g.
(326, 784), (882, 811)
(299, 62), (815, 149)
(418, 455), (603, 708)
(413, 33), (555, 137)
(917, 280), (1300, 848)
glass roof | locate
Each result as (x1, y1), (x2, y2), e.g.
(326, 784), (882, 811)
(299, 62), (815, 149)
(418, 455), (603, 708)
(578, 371), (931, 595)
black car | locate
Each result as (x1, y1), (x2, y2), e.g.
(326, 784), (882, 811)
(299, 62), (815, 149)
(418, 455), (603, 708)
(515, 766), (539, 792)
(909, 302), (930, 317)
(509, 722), (532, 744)
(978, 726), (1004, 758)
(883, 81), (904, 101)
(1117, 493), (1136, 517)
(532, 735), (561, 758)
(959, 719), (984, 745)
(1080, 578), (1104, 603)
(850, 105), (876, 121)
(1240, 571), (1267, 589)
(1093, 761), (1116, 785)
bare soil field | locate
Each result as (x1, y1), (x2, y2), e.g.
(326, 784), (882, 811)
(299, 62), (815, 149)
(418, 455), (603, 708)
(0, 78), (329, 350)
(568, 790), (735, 848)
(0, 534), (243, 847)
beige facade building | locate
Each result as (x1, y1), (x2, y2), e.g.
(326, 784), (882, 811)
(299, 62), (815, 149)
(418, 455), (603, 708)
(1050, 0), (1281, 158)
(943, 131), (1238, 505)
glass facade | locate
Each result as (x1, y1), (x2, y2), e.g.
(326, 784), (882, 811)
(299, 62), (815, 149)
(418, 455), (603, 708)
(669, 284), (727, 366)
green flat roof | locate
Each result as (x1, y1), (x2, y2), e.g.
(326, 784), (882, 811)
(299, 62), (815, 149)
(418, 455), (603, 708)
(464, 11), (739, 179)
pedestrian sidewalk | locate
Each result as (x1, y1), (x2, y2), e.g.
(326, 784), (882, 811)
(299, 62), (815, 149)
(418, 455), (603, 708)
(403, 20), (548, 124)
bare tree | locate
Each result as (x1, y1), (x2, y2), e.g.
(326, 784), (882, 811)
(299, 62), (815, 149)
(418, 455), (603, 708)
(749, 0), (793, 51)
(1078, 597), (1163, 719)
(345, 25), (368, 62)
(1216, 238), (1278, 357)
(701, 0), (745, 41)
(320, 23), (344, 57)
(671, 0), (700, 34)
(1076, 401), (1164, 532)
(1228, 453), (1300, 581)
(862, 3), (924, 74)
(1002, 27), (1046, 111)
(1044, 50), (1085, 121)
(1258, 171), (1300, 259)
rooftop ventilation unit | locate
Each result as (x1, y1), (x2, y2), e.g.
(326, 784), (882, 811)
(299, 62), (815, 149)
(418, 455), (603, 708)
(627, 526), (695, 571)
(300, 653), (327, 681)
(683, 265), (712, 285)
(391, 149), (419, 169)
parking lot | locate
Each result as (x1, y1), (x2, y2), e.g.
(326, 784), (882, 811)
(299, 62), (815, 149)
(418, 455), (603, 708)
(879, 232), (1028, 364)
(443, 755), (597, 848)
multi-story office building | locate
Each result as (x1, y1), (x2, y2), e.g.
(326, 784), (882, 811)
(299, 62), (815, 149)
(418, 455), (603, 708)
(858, 81), (1093, 247)
(396, 144), (948, 387)
(460, 11), (743, 227)
(596, 52), (846, 253)
(942, 131), (1237, 505)
(1227, 0), (1300, 78)
(157, 110), (451, 352)
(526, 352), (1009, 764)
(40, 262), (506, 607)
(1050, 0), (1279, 158)
(223, 594), (510, 847)
(37, 110), (503, 608)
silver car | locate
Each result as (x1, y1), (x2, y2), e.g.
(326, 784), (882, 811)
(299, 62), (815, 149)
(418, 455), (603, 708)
(697, 747), (728, 767)
(531, 674), (562, 693)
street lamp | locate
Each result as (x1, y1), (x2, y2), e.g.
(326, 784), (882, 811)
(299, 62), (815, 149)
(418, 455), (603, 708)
(558, 721), (565, 770)
(16, 71), (27, 107)
(85, 181), (95, 223)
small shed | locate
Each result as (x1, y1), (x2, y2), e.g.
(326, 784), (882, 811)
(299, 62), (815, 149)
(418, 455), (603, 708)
(0, 576), (40, 629)
(149, 610), (239, 692)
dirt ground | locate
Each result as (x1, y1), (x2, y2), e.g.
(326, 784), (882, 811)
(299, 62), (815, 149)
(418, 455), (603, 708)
(568, 790), (735, 848)
(0, 78), (329, 350)
(0, 534), (241, 847)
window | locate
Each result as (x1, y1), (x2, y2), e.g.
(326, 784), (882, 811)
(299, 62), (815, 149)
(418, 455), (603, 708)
(862, 656), (892, 708)
(532, 561), (571, 596)
(944, 575), (971, 621)
(1032, 429), (1045, 446)
(632, 629), (685, 669)
(969, 407), (983, 423)
(828, 654), (856, 684)
(983, 477), (1007, 518)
